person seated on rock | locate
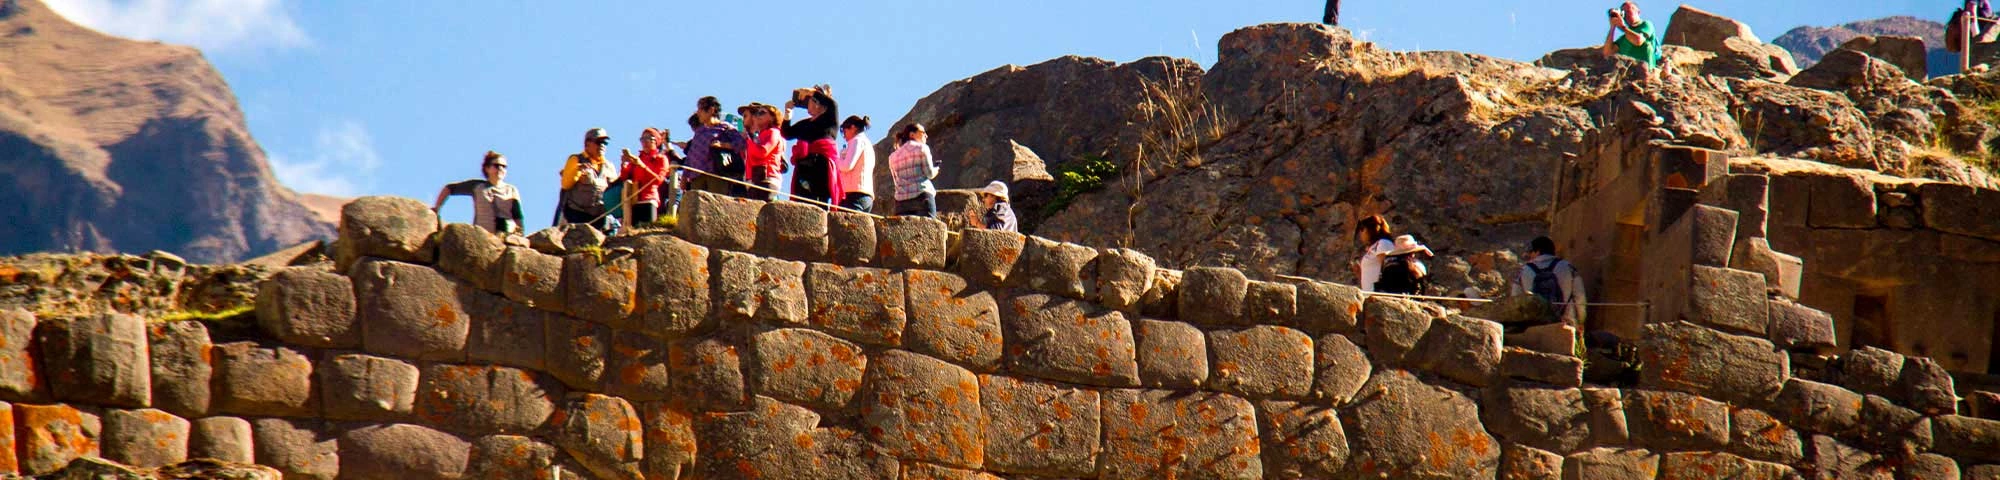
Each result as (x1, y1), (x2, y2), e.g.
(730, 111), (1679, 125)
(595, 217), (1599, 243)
(558, 128), (616, 231)
(1353, 215), (1397, 292)
(616, 127), (676, 227)
(432, 150), (524, 236)
(976, 181), (1017, 233)
(1373, 234), (1434, 295)
(889, 123), (940, 218)
(836, 115), (877, 212)
(1599, 1), (1662, 71)
(1510, 236), (1588, 328)
(742, 103), (787, 201)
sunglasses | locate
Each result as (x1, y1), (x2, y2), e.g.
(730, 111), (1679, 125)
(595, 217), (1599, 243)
(593, 139), (610, 146)
(485, 163), (507, 170)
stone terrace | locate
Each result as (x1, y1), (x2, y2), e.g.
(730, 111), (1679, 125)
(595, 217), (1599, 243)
(0, 188), (1995, 479)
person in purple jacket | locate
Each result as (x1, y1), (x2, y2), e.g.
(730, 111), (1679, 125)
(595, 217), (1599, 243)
(679, 96), (744, 196)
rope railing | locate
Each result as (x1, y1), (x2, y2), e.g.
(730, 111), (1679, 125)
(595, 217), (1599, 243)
(1272, 273), (1651, 308)
(667, 164), (964, 238)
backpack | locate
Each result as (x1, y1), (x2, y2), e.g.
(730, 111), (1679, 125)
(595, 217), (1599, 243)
(563, 156), (610, 215)
(1528, 258), (1567, 306)
(1375, 253), (1426, 294)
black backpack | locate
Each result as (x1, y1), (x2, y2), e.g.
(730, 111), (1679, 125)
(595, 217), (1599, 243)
(1528, 258), (1567, 306)
(1375, 253), (1426, 294)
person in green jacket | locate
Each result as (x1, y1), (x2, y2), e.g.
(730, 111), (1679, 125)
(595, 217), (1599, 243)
(1600, 1), (1662, 70)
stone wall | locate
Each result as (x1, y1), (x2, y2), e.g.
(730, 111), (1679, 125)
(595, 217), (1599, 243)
(0, 190), (1997, 479)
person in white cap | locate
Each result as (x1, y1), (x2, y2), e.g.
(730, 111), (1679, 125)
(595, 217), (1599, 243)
(978, 180), (1017, 232)
(557, 127), (615, 231)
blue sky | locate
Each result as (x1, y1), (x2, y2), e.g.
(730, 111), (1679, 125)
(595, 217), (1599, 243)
(45, 0), (1943, 227)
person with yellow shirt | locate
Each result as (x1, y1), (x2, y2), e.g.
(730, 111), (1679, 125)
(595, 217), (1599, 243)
(557, 128), (616, 231)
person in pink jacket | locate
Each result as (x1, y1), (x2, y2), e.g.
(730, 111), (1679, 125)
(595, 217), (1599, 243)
(835, 115), (876, 211)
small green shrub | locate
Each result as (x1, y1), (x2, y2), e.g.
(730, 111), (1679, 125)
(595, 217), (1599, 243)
(1042, 154), (1120, 217)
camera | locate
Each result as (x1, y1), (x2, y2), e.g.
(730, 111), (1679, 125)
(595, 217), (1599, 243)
(1607, 8), (1619, 18)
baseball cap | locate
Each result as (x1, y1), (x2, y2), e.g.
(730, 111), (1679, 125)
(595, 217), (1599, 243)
(584, 128), (611, 142)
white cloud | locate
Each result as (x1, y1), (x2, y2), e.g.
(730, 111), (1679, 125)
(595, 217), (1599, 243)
(269, 120), (379, 197)
(43, 0), (309, 53)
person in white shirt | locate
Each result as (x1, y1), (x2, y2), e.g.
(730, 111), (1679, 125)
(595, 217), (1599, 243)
(835, 115), (876, 211)
(433, 151), (524, 235)
(1511, 236), (1588, 327)
(1353, 215), (1396, 292)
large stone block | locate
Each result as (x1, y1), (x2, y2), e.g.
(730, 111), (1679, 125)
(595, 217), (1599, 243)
(1637, 321), (1788, 405)
(860, 350), (984, 468)
(690, 396), (821, 479)
(1256, 400), (1349, 479)
(1563, 447), (1660, 480)
(1133, 319), (1207, 389)
(188, 416), (251, 464)
(1501, 347), (1584, 387)
(1295, 281), (1363, 334)
(877, 216), (950, 269)
(1243, 280), (1297, 326)
(954, 229), (1024, 287)
(904, 270), (1003, 372)
(1010, 237), (1098, 300)
(544, 315), (608, 391)
(1901, 356), (1959, 416)
(101, 409), (187, 468)
(1624, 390), (1730, 452)
(562, 252), (638, 328)
(670, 336), (748, 411)
(1713, 173), (1770, 239)
(352, 259), (470, 361)
(1858, 394), (1931, 454)
(338, 423), (471, 480)
(1362, 296), (1436, 366)
(1340, 370), (1498, 479)
(437, 223), (507, 291)
(317, 352), (418, 422)
(336, 196), (439, 271)
(467, 435), (559, 480)
(250, 417), (338, 480)
(755, 200), (829, 261)
(414, 363), (556, 435)
(1000, 294), (1139, 387)
(1686, 266), (1769, 335)
(901, 463), (1002, 480)
(1314, 333), (1370, 403)
(554, 393), (645, 480)
(712, 251), (808, 324)
(499, 246), (565, 312)
(1809, 434), (1892, 480)
(606, 331), (671, 401)
(632, 235), (712, 337)
(254, 268), (358, 348)
(678, 189), (761, 251)
(1808, 172), (1877, 228)
(1841, 346), (1905, 399)
(1729, 407), (1803, 465)
(826, 210), (878, 266)
(212, 341), (316, 418)
(147, 321), (211, 418)
(1410, 315), (1504, 387)
(1100, 389), (1260, 480)
(1208, 326), (1313, 399)
(1660, 204), (1740, 267)
(1921, 182), (2000, 241)
(748, 328), (867, 411)
(0, 310), (39, 401)
(14, 403), (99, 476)
(1766, 298), (1834, 351)
(637, 401), (697, 480)
(1771, 379), (1863, 437)
(1500, 444), (1563, 480)
(463, 290), (547, 371)
(1969, 464), (2000, 480)
(1657, 451), (1794, 480)
(0, 402), (12, 474)
(37, 314), (150, 408)
(978, 374), (1099, 477)
(1095, 248), (1155, 312)
(1900, 453), (1961, 480)
(1178, 267), (1247, 326)
(1934, 415), (2000, 463)
(1139, 268), (1183, 320)
(805, 264), (908, 346)
(1582, 388), (1631, 447)
(1482, 386), (1591, 453)
(1730, 237), (1802, 300)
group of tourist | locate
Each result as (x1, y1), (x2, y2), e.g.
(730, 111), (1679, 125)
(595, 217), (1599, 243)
(1351, 215), (1586, 327)
(430, 85), (1019, 240)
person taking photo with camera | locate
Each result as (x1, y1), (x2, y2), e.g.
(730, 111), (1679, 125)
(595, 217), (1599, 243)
(1599, 1), (1662, 71)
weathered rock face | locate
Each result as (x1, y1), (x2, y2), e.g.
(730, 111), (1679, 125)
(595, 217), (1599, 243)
(0, 0), (334, 263)
(1772, 16), (1952, 77)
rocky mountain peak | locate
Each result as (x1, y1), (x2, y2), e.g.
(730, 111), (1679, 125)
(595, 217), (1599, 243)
(0, 0), (334, 263)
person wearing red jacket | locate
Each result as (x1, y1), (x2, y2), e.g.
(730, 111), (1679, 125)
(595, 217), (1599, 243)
(618, 127), (678, 226)
(741, 103), (786, 201)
